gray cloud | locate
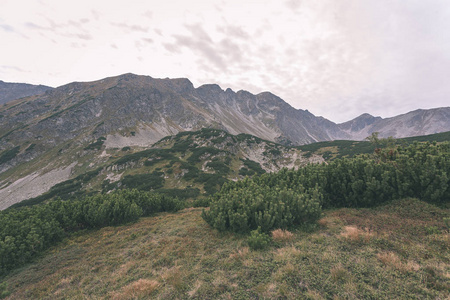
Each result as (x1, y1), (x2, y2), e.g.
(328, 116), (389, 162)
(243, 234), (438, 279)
(142, 38), (153, 44)
(25, 19), (92, 40)
(111, 22), (149, 33)
(169, 23), (227, 70)
(285, 0), (301, 11)
(1, 65), (27, 72)
(25, 22), (45, 30)
(0, 24), (14, 32)
(216, 25), (250, 39)
(172, 33), (226, 70)
(3, 0), (450, 123)
(163, 43), (181, 54)
(142, 11), (153, 19)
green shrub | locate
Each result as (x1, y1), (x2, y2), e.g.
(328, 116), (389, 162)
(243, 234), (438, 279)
(424, 226), (440, 235)
(120, 171), (164, 190)
(84, 137), (106, 150)
(202, 180), (322, 233)
(188, 147), (222, 163)
(206, 160), (230, 175)
(0, 146), (20, 164)
(444, 217), (450, 230)
(0, 282), (11, 299)
(240, 159), (265, 176)
(0, 189), (183, 276)
(248, 227), (271, 250)
(193, 197), (210, 207)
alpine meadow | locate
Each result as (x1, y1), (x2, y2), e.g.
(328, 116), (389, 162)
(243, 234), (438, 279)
(2, 0), (450, 299)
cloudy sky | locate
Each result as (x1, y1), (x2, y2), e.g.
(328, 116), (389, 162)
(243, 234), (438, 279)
(1, 0), (449, 122)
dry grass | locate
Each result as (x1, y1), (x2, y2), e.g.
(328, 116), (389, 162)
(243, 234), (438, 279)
(273, 246), (302, 262)
(2, 199), (449, 299)
(111, 279), (159, 300)
(340, 225), (375, 243)
(271, 229), (295, 243)
(376, 252), (419, 273)
(229, 246), (250, 260)
(161, 266), (186, 292)
(187, 280), (203, 298)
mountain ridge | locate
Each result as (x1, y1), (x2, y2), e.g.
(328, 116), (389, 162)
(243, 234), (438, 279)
(1, 73), (449, 209)
(0, 80), (53, 105)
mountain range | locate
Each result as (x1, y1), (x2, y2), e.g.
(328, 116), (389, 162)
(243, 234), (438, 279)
(0, 80), (53, 105)
(0, 73), (449, 208)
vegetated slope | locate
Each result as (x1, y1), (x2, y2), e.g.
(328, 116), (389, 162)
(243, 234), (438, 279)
(1, 139), (448, 298)
(0, 80), (53, 105)
(2, 199), (448, 299)
(5, 128), (323, 209)
(0, 73), (344, 172)
(297, 130), (450, 160)
(1, 73), (449, 209)
(0, 73), (341, 208)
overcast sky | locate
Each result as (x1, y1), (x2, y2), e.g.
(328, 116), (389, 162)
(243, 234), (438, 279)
(1, 0), (449, 122)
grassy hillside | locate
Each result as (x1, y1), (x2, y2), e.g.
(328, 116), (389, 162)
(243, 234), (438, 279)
(1, 139), (449, 299)
(1, 198), (448, 299)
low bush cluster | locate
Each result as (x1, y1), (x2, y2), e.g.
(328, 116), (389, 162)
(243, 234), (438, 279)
(203, 142), (449, 233)
(0, 189), (183, 275)
(202, 179), (322, 233)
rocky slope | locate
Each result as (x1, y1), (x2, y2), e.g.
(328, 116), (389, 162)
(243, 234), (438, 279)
(339, 108), (450, 140)
(0, 73), (347, 176)
(3, 129), (324, 209)
(0, 80), (53, 105)
(0, 73), (449, 208)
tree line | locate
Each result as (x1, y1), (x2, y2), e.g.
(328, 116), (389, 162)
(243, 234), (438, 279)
(0, 189), (183, 275)
(203, 142), (449, 232)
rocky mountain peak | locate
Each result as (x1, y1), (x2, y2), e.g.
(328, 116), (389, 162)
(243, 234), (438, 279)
(339, 113), (382, 132)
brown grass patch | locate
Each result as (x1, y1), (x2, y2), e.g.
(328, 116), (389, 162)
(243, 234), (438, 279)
(340, 225), (375, 243)
(271, 229), (294, 243)
(229, 247), (250, 260)
(273, 246), (301, 262)
(112, 279), (159, 300)
(161, 266), (186, 291)
(187, 279), (203, 298)
(317, 218), (329, 228)
(377, 251), (418, 273)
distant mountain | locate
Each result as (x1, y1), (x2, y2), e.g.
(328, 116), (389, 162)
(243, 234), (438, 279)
(339, 113), (382, 133)
(338, 108), (450, 140)
(1, 128), (324, 210)
(0, 80), (53, 105)
(0, 73), (348, 165)
(0, 73), (449, 209)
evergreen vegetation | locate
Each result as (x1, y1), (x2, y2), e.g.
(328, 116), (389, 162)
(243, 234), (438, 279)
(0, 190), (183, 276)
(0, 146), (20, 164)
(84, 136), (106, 151)
(204, 142), (450, 232)
(202, 179), (322, 233)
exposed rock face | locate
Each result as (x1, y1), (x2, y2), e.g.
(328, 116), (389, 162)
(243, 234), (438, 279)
(0, 162), (76, 210)
(0, 80), (53, 105)
(2, 73), (448, 156)
(0, 73), (449, 180)
(0, 73), (348, 157)
(0, 73), (449, 209)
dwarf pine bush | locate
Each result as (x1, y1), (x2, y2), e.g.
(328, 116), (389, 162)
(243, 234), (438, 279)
(202, 179), (322, 233)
